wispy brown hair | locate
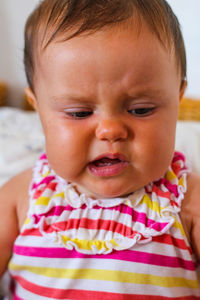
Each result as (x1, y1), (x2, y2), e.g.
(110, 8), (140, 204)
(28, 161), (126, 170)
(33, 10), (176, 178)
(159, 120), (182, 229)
(24, 0), (186, 90)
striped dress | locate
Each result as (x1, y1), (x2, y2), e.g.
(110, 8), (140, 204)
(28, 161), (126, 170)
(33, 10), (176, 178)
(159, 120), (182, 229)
(8, 152), (200, 299)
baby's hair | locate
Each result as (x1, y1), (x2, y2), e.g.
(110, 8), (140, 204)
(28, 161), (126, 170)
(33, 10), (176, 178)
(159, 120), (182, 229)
(24, 0), (186, 91)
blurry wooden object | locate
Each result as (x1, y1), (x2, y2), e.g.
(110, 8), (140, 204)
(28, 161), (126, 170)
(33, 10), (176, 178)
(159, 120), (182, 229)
(0, 82), (8, 106)
(178, 98), (200, 121)
(23, 93), (35, 111)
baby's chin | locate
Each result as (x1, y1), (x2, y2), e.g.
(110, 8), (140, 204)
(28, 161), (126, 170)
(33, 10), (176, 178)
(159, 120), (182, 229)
(74, 183), (137, 199)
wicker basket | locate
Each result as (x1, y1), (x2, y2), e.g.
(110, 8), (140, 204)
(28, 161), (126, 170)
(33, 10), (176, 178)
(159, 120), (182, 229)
(0, 82), (8, 106)
(178, 98), (200, 121)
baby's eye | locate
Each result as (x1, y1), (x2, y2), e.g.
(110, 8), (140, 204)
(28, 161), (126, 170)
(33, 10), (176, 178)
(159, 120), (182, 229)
(128, 107), (155, 116)
(65, 111), (93, 119)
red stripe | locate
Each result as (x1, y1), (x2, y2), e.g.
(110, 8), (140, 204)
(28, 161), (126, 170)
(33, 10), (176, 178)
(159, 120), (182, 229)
(43, 218), (137, 237)
(42, 217), (167, 237)
(21, 228), (42, 236)
(12, 275), (198, 300)
(32, 203), (169, 233)
(152, 185), (171, 198)
(152, 234), (189, 251)
(33, 181), (58, 199)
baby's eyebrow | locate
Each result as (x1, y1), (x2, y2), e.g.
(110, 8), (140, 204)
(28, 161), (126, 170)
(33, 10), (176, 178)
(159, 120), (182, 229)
(125, 90), (166, 102)
(51, 94), (91, 103)
(50, 93), (97, 106)
(50, 86), (167, 105)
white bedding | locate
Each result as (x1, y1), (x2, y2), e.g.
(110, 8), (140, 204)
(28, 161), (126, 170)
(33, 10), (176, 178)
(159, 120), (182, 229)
(0, 107), (200, 187)
(0, 107), (44, 186)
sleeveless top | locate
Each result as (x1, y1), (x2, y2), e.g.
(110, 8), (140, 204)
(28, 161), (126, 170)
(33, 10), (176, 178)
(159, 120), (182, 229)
(8, 152), (200, 299)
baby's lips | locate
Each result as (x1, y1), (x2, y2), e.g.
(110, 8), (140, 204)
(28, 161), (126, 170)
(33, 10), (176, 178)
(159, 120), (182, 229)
(91, 152), (129, 163)
(88, 153), (129, 177)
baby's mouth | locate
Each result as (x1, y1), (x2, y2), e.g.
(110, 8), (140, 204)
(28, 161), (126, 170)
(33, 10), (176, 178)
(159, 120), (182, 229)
(93, 157), (122, 167)
(88, 153), (129, 177)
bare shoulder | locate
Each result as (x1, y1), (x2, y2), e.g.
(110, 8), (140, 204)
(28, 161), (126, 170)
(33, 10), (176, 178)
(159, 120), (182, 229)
(0, 168), (33, 228)
(183, 172), (200, 210)
(0, 168), (32, 203)
(0, 168), (32, 276)
(181, 172), (200, 260)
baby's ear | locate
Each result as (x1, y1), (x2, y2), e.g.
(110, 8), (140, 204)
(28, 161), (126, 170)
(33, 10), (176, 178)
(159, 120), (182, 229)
(179, 79), (187, 101)
(25, 87), (37, 110)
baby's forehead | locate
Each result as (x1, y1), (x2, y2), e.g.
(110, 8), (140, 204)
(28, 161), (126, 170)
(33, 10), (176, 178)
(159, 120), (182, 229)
(34, 22), (180, 99)
(36, 19), (176, 74)
(25, 0), (186, 90)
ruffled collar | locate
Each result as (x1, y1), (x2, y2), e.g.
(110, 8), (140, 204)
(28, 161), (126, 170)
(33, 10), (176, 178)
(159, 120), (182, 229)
(25, 151), (189, 254)
(60, 182), (145, 209)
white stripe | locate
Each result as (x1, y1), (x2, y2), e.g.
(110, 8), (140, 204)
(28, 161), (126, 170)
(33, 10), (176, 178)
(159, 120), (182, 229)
(133, 240), (193, 260)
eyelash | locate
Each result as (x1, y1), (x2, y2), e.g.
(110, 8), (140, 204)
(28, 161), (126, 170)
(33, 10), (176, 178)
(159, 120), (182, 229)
(128, 107), (155, 116)
(65, 107), (155, 119)
(65, 111), (93, 119)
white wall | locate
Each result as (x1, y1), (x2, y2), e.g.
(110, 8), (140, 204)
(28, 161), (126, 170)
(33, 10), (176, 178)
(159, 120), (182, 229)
(0, 0), (200, 106)
(0, 0), (38, 106)
(167, 0), (200, 98)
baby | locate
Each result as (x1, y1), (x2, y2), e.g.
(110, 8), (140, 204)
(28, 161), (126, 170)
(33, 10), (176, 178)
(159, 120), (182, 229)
(0, 0), (200, 298)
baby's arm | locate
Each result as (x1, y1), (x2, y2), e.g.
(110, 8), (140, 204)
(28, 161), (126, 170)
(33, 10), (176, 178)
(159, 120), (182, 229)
(0, 169), (31, 277)
(181, 173), (200, 260)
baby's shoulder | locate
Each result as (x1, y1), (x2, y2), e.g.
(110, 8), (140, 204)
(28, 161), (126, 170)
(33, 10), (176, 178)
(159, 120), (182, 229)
(181, 172), (200, 221)
(0, 168), (32, 199)
(0, 168), (33, 229)
(183, 172), (200, 210)
(181, 173), (200, 259)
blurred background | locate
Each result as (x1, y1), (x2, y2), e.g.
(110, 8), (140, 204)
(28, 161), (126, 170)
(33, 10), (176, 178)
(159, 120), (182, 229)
(0, 0), (200, 107)
(1, 1), (200, 297)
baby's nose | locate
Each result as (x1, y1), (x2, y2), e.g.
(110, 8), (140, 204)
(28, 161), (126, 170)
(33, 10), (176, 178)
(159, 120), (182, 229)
(95, 119), (128, 142)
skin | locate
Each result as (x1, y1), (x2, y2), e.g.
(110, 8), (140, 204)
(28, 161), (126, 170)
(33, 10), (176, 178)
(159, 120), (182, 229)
(0, 21), (200, 276)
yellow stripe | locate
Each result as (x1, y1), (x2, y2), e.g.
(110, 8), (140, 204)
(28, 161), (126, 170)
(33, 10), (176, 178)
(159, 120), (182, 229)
(52, 192), (64, 199)
(61, 236), (119, 251)
(9, 263), (198, 289)
(35, 192), (64, 206)
(142, 195), (185, 236)
(35, 196), (50, 206)
(142, 195), (162, 214)
(42, 171), (50, 178)
(179, 177), (184, 187)
(166, 170), (177, 181)
(172, 217), (186, 236)
(24, 218), (31, 225)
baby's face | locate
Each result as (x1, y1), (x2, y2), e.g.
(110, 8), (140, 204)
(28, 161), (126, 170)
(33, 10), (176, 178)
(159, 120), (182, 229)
(32, 22), (183, 198)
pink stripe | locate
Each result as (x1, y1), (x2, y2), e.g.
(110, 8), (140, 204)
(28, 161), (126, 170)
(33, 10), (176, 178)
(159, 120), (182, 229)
(39, 153), (47, 160)
(156, 178), (178, 197)
(13, 294), (23, 300)
(31, 176), (55, 189)
(33, 203), (168, 232)
(173, 151), (185, 163)
(13, 246), (195, 271)
(33, 205), (73, 223)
